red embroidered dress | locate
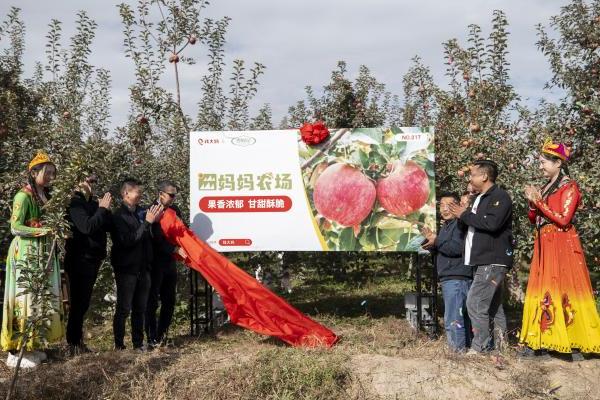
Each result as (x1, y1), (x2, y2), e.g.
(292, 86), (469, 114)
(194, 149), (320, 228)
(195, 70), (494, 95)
(519, 180), (600, 353)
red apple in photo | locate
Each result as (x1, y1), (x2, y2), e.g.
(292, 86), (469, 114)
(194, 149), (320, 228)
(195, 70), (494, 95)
(376, 160), (430, 216)
(313, 163), (376, 227)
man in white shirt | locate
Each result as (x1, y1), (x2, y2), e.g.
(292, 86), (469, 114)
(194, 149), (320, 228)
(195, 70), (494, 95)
(449, 160), (513, 354)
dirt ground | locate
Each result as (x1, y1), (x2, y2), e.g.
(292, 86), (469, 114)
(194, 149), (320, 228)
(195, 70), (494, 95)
(1, 317), (599, 400)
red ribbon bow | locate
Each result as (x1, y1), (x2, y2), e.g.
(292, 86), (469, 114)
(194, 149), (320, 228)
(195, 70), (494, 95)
(299, 121), (330, 145)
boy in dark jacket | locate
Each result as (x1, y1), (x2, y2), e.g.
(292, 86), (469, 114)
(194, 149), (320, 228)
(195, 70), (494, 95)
(449, 160), (513, 354)
(422, 192), (473, 351)
(111, 178), (163, 350)
(64, 174), (112, 354)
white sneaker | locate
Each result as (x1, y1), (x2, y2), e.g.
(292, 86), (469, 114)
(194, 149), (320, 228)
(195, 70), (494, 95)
(465, 348), (480, 357)
(5, 352), (41, 369)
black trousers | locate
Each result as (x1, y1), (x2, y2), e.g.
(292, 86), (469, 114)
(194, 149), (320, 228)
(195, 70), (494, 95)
(113, 271), (151, 348)
(145, 263), (177, 343)
(66, 259), (101, 345)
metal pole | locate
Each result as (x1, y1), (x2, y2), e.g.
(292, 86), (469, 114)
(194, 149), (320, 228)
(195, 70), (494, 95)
(188, 268), (194, 336)
(415, 253), (422, 332)
(204, 279), (213, 333)
(431, 253), (439, 335)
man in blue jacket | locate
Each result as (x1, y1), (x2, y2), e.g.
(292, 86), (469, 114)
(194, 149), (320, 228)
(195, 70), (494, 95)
(422, 192), (473, 351)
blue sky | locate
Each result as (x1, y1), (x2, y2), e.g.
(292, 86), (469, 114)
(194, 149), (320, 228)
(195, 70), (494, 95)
(0, 0), (567, 129)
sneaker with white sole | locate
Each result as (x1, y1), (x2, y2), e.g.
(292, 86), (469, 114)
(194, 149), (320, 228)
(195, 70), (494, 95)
(5, 352), (41, 369)
(465, 348), (480, 357)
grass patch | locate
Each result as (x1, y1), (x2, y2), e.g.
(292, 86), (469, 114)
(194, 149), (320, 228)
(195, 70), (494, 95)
(202, 348), (361, 400)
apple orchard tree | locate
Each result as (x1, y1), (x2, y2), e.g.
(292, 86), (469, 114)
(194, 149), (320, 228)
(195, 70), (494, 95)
(0, 1), (599, 308)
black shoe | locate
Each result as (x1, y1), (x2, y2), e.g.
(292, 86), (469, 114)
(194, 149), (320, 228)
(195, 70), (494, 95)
(68, 344), (81, 357)
(571, 350), (585, 362)
(114, 344), (126, 351)
(517, 346), (550, 360)
(147, 340), (160, 350)
(517, 346), (535, 358)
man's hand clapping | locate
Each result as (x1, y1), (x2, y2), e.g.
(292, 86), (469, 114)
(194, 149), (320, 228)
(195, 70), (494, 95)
(98, 192), (112, 209)
(145, 204), (164, 224)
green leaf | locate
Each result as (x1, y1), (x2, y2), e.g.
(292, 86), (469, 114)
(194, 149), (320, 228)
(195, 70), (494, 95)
(375, 216), (414, 230)
(376, 228), (403, 250)
(358, 227), (377, 251)
(338, 227), (357, 251)
(351, 128), (384, 143)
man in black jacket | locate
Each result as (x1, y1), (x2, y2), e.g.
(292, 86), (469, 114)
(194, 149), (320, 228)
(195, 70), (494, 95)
(111, 178), (163, 350)
(145, 181), (186, 347)
(422, 192), (473, 351)
(65, 174), (112, 354)
(449, 160), (513, 354)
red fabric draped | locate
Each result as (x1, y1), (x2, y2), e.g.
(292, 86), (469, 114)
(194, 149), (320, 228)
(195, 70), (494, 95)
(159, 208), (339, 348)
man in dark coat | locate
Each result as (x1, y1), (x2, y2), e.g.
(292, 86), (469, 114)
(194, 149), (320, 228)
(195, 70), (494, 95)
(449, 160), (514, 354)
(64, 174), (112, 354)
(145, 181), (186, 347)
(110, 178), (163, 350)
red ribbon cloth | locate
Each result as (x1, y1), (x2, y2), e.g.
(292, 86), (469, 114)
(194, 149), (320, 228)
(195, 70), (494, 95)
(159, 208), (339, 348)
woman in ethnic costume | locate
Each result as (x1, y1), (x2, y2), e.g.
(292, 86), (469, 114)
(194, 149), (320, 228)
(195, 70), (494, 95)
(2, 152), (65, 368)
(519, 139), (600, 360)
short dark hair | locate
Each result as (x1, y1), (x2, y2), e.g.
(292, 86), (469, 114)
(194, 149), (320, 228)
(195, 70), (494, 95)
(120, 178), (142, 195)
(473, 159), (498, 182)
(158, 180), (178, 193)
(85, 173), (99, 184)
(438, 191), (460, 203)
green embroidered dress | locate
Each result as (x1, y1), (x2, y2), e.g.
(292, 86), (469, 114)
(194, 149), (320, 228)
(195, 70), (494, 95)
(1, 187), (65, 351)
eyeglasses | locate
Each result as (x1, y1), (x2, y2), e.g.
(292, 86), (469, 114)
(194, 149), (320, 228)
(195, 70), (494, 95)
(162, 191), (177, 198)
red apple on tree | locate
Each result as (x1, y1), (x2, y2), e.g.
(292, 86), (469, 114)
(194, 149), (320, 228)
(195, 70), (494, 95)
(313, 163), (376, 227)
(136, 114), (148, 125)
(376, 160), (430, 217)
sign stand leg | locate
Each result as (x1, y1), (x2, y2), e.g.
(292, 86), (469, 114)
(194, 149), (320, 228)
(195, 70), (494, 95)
(189, 269), (213, 336)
